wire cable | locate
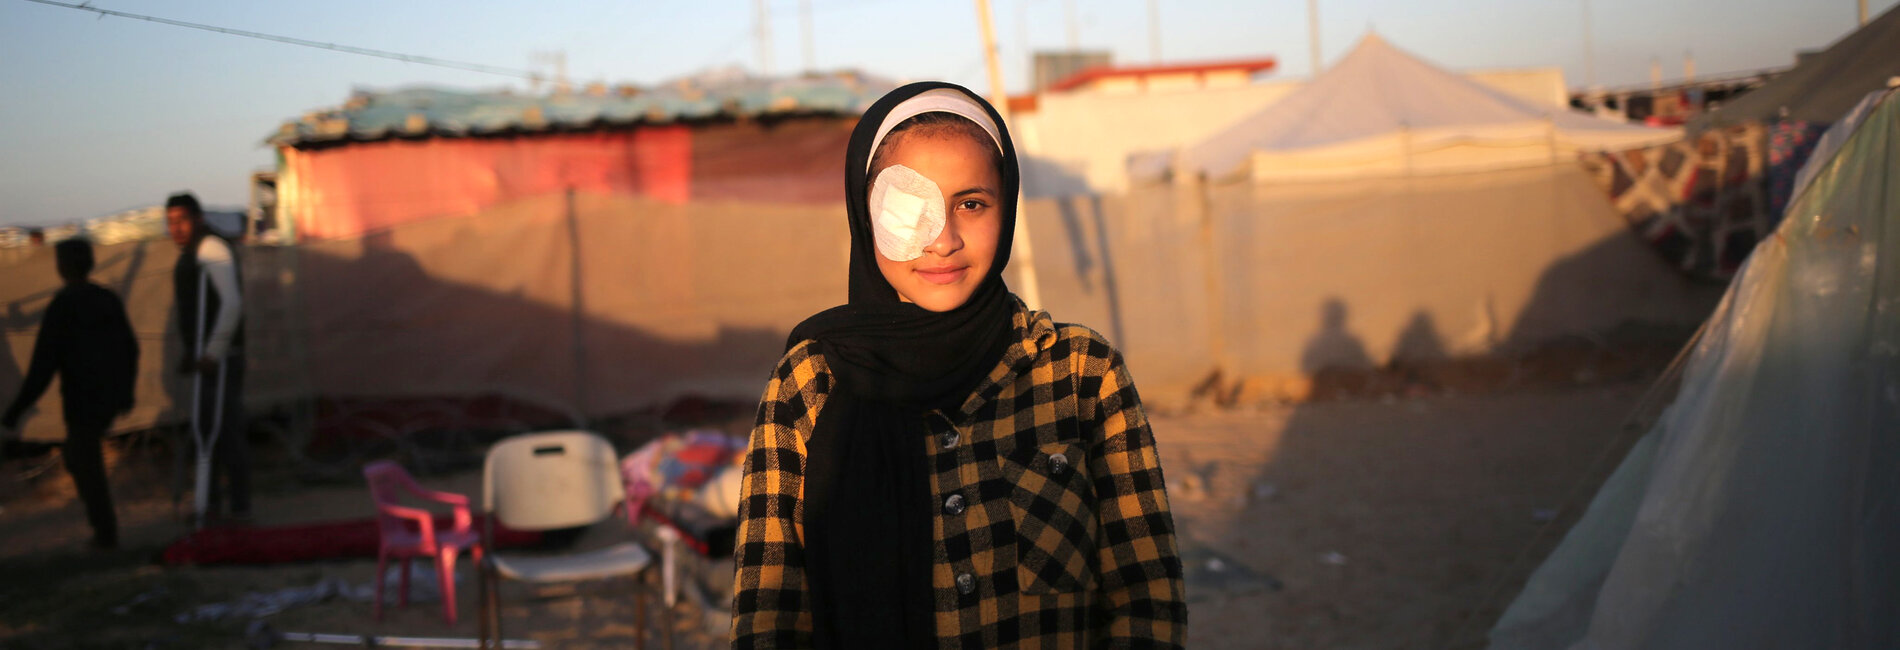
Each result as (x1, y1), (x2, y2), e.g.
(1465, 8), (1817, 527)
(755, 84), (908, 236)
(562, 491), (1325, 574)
(18, 0), (544, 81)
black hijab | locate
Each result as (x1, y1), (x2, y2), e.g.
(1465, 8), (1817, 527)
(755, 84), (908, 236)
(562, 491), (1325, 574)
(788, 81), (1020, 648)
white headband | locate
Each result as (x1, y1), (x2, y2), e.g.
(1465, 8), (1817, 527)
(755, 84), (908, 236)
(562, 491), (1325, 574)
(864, 88), (1005, 173)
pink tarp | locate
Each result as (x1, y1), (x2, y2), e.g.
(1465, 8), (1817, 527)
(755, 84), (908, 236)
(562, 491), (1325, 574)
(280, 119), (853, 240)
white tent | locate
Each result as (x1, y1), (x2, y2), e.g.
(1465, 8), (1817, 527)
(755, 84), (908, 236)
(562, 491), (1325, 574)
(1488, 87), (1900, 650)
(1155, 34), (1679, 182)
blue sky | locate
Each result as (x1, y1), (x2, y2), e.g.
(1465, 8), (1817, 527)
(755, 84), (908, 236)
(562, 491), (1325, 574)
(0, 0), (1889, 226)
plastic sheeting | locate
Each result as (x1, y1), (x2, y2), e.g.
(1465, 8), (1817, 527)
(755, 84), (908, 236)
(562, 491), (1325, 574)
(1025, 162), (1719, 403)
(276, 118), (854, 240)
(2, 165), (1719, 442)
(276, 192), (849, 420)
(1489, 89), (1900, 650)
(279, 161), (1718, 419)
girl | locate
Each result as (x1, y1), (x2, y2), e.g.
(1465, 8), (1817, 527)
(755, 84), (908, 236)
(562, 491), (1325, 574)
(732, 82), (1186, 649)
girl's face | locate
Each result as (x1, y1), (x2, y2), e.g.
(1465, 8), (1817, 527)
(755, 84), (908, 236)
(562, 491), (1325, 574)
(872, 131), (1002, 312)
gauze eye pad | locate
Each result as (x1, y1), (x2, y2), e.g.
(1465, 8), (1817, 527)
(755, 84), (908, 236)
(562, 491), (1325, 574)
(868, 164), (946, 262)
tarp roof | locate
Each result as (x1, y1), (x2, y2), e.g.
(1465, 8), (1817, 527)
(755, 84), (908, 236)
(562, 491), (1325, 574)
(1693, 3), (1900, 128)
(1171, 34), (1678, 180)
(268, 69), (897, 148)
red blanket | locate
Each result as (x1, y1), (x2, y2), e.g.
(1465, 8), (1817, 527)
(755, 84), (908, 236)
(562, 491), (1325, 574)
(161, 515), (541, 565)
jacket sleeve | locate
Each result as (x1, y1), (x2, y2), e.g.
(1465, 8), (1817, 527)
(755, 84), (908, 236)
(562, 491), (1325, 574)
(731, 342), (828, 648)
(1079, 335), (1188, 648)
(4, 294), (68, 424)
(195, 237), (242, 361)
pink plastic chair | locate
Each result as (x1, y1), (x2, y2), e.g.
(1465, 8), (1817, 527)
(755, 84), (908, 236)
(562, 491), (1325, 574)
(363, 460), (484, 625)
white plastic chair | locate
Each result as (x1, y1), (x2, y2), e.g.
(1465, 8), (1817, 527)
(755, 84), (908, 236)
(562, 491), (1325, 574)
(476, 431), (670, 650)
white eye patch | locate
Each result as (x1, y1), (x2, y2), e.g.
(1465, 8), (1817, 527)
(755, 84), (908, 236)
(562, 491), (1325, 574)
(868, 164), (946, 262)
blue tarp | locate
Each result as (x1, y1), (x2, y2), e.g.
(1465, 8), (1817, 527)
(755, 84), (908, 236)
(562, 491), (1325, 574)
(268, 69), (897, 147)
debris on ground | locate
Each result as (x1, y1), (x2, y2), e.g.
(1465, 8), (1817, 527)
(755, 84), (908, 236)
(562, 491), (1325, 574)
(1181, 545), (1283, 602)
(174, 577), (353, 624)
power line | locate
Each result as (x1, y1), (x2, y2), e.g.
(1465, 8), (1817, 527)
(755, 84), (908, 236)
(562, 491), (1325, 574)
(18, 0), (543, 81)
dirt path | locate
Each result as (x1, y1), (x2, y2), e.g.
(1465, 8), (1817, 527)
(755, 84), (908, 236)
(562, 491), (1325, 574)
(0, 381), (1648, 649)
(1159, 384), (1645, 649)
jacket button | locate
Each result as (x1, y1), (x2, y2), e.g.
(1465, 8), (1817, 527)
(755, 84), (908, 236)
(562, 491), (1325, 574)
(955, 572), (976, 595)
(939, 430), (959, 449)
(942, 493), (966, 516)
(1048, 452), (1070, 475)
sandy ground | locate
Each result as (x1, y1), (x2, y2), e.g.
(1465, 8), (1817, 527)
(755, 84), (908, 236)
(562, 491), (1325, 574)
(0, 378), (1651, 649)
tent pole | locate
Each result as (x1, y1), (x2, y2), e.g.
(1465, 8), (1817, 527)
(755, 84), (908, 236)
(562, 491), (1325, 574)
(755, 0), (773, 76)
(565, 187), (589, 428)
(800, 0), (815, 73)
(1547, 116), (1559, 165)
(1147, 0), (1161, 64)
(1307, 0), (1322, 76)
(1582, 0), (1596, 89)
(1186, 169), (1228, 386)
(1401, 124), (1413, 178)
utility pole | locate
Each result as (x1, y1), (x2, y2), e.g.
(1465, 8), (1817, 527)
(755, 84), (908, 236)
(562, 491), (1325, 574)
(532, 50), (569, 94)
(1860, 0), (1869, 25)
(1017, 0), (1029, 61)
(1064, 0), (1078, 51)
(1308, 0), (1321, 75)
(756, 0), (773, 76)
(801, 0), (815, 73)
(975, 0), (1009, 120)
(973, 0), (1043, 310)
(1582, 0), (1596, 88)
(1148, 0), (1162, 63)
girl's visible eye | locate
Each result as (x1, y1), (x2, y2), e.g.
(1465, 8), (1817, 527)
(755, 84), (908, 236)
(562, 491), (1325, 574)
(958, 199), (986, 211)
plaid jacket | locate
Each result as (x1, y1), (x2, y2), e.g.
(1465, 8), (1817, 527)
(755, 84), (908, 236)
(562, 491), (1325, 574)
(732, 300), (1187, 648)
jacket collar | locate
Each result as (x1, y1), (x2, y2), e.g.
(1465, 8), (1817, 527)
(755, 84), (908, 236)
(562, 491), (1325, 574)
(951, 294), (1057, 419)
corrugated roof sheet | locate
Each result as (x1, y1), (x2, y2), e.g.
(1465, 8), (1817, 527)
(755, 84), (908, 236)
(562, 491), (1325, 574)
(269, 69), (898, 147)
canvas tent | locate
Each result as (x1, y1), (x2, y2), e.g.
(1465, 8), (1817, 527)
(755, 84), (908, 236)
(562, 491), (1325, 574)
(1691, 3), (1900, 128)
(1013, 64), (1570, 198)
(1148, 34), (1679, 183)
(1062, 35), (1712, 396)
(1488, 87), (1900, 650)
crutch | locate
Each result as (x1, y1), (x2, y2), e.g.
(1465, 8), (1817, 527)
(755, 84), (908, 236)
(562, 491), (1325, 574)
(188, 269), (228, 530)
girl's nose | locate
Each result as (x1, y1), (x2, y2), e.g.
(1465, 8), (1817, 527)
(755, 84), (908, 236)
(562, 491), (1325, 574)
(923, 211), (964, 256)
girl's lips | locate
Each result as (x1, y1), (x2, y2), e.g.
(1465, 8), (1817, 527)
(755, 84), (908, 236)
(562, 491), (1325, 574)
(915, 266), (969, 285)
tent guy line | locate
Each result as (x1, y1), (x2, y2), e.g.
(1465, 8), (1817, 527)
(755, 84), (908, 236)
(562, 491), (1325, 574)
(17, 0), (544, 81)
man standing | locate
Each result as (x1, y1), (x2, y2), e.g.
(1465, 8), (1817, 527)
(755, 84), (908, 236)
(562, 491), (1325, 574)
(166, 192), (250, 523)
(2, 238), (140, 549)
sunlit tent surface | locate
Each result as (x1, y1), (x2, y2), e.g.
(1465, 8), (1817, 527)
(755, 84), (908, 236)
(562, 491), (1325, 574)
(1489, 88), (1900, 650)
(1156, 34), (1678, 182)
(1096, 34), (1716, 392)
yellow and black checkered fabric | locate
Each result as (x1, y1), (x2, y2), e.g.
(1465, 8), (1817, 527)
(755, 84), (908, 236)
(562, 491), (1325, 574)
(732, 299), (1187, 648)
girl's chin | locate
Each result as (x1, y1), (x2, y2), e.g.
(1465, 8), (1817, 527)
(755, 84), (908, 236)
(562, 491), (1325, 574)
(900, 284), (977, 312)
